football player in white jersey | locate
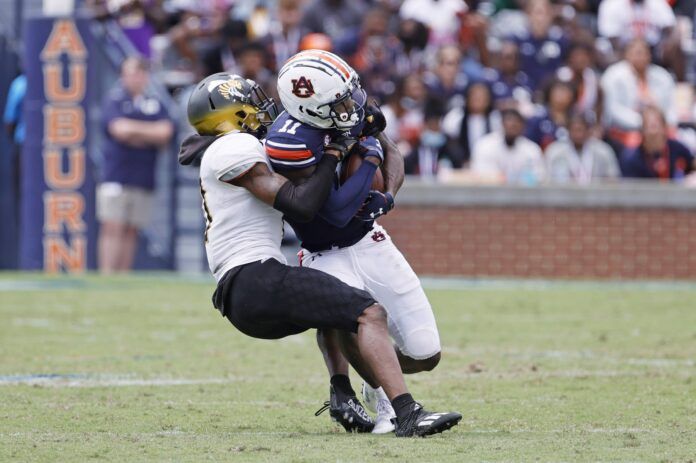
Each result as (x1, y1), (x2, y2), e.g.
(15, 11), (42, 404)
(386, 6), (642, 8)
(178, 73), (461, 437)
(267, 50), (444, 434)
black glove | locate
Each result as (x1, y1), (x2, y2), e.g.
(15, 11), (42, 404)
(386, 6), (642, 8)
(356, 191), (394, 221)
(360, 101), (387, 138)
(325, 133), (358, 161)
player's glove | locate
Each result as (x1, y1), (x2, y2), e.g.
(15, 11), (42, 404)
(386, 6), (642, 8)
(360, 101), (387, 138)
(325, 133), (358, 161)
(356, 191), (394, 221)
(361, 137), (384, 165)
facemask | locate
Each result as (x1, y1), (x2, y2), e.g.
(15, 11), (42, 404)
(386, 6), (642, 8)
(421, 130), (446, 149)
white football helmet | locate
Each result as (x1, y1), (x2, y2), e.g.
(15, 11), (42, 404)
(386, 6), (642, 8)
(277, 49), (366, 130)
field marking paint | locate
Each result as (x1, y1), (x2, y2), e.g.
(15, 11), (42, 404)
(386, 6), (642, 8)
(443, 346), (696, 368)
(0, 374), (243, 388)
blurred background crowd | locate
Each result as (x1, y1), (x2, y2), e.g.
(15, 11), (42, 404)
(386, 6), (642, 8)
(75, 0), (696, 186)
(4, 0), (696, 272)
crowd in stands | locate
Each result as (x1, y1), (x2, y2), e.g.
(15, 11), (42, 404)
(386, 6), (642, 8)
(86, 0), (696, 185)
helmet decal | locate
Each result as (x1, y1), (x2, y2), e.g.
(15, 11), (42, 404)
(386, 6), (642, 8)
(218, 79), (244, 100)
(291, 76), (315, 98)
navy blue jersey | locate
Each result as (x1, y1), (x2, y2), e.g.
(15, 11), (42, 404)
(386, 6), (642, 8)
(265, 112), (375, 252)
(265, 111), (333, 170)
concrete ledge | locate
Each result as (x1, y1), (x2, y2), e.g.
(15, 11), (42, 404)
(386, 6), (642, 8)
(396, 179), (696, 209)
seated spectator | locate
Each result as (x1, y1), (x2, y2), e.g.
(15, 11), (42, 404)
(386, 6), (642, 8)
(511, 0), (568, 92)
(343, 6), (402, 99)
(301, 0), (365, 40)
(556, 40), (601, 116)
(168, 1), (231, 76)
(525, 78), (576, 150)
(471, 107), (546, 185)
(546, 112), (620, 184)
(201, 19), (248, 77)
(87, 0), (167, 58)
(237, 42), (276, 101)
(621, 106), (694, 180)
(259, 0), (308, 72)
(443, 81), (500, 166)
(601, 38), (676, 150)
(393, 19), (429, 78)
(399, 0), (467, 46)
(405, 98), (461, 178)
(423, 45), (468, 110)
(98, 57), (174, 273)
(598, 0), (678, 69)
(381, 75), (427, 155)
(485, 40), (532, 105)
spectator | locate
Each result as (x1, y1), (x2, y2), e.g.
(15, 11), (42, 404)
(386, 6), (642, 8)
(546, 112), (620, 184)
(104, 0), (167, 57)
(3, 72), (25, 228)
(259, 0), (307, 72)
(423, 45), (468, 110)
(399, 0), (467, 46)
(405, 98), (460, 178)
(486, 41), (532, 104)
(443, 81), (500, 166)
(394, 19), (430, 78)
(525, 78), (577, 150)
(237, 42), (275, 100)
(601, 38), (676, 149)
(168, 1), (231, 78)
(556, 40), (601, 116)
(598, 0), (676, 51)
(621, 106), (694, 180)
(301, 0), (366, 40)
(98, 57), (174, 273)
(201, 19), (249, 77)
(381, 74), (427, 154)
(471, 107), (546, 184)
(343, 7), (402, 99)
(512, 0), (568, 92)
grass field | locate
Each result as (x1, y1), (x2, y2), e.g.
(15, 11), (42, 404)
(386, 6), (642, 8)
(1, 274), (695, 462)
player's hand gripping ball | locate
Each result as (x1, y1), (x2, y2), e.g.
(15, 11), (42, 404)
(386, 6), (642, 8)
(356, 191), (394, 221)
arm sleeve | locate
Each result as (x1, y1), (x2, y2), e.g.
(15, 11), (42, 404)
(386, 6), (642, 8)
(318, 160), (378, 227)
(273, 154), (340, 222)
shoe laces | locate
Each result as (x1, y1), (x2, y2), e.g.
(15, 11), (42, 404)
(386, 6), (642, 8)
(397, 402), (424, 431)
(314, 401), (330, 416)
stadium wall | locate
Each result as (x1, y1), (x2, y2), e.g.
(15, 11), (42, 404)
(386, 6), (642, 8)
(379, 182), (696, 280)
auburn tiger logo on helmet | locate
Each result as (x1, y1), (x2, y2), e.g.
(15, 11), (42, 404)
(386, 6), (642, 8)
(291, 76), (315, 98)
(277, 49), (366, 129)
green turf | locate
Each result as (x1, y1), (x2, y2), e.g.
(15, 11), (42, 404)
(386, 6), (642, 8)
(1, 274), (695, 462)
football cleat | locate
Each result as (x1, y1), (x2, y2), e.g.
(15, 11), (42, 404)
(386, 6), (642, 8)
(315, 385), (375, 433)
(362, 383), (396, 434)
(394, 403), (462, 438)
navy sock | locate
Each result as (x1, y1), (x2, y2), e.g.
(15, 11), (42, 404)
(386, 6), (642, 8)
(330, 374), (355, 396)
(391, 393), (416, 422)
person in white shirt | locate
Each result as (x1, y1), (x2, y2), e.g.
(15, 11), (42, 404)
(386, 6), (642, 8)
(178, 72), (461, 438)
(598, 0), (675, 50)
(546, 112), (620, 184)
(471, 107), (545, 184)
(601, 38), (676, 147)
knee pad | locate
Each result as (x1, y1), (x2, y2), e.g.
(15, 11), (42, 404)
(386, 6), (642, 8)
(399, 328), (441, 360)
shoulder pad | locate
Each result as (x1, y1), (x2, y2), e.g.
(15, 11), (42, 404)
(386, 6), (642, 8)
(265, 113), (329, 169)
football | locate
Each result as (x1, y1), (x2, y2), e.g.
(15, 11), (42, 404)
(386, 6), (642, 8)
(339, 152), (385, 192)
